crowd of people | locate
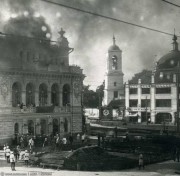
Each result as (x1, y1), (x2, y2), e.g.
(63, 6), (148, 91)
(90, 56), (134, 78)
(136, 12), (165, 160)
(4, 132), (87, 171)
(3, 144), (30, 171)
(13, 133), (87, 150)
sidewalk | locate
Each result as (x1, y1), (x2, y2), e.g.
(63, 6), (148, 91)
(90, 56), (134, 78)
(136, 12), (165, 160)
(0, 149), (180, 176)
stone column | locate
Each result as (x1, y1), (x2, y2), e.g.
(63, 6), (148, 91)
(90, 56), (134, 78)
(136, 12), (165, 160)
(60, 118), (64, 138)
(35, 88), (39, 107)
(22, 119), (28, 134)
(48, 89), (51, 106)
(59, 90), (62, 107)
(48, 117), (53, 135)
(22, 90), (26, 105)
(138, 79), (142, 123)
(150, 84), (155, 123)
(35, 118), (40, 135)
(125, 81), (130, 116)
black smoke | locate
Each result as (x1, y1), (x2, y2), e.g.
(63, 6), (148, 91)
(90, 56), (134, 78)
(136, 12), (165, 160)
(3, 0), (51, 39)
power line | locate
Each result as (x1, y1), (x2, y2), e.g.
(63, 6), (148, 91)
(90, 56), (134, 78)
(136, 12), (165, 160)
(41, 0), (179, 37)
(0, 31), (57, 43)
(162, 0), (180, 8)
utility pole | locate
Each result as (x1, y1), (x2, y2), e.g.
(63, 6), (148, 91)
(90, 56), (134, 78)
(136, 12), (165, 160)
(176, 62), (180, 134)
(145, 96), (148, 125)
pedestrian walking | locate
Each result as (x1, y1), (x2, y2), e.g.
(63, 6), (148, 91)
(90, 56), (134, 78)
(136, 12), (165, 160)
(10, 151), (16, 171)
(29, 138), (34, 151)
(14, 145), (21, 161)
(24, 150), (30, 167)
(174, 146), (180, 162)
(62, 137), (67, 145)
(43, 137), (48, 147)
(81, 134), (85, 143)
(3, 144), (7, 159)
(138, 153), (144, 170)
(69, 134), (73, 151)
(5, 146), (10, 163)
(77, 133), (80, 142)
(20, 136), (24, 148)
(55, 134), (60, 150)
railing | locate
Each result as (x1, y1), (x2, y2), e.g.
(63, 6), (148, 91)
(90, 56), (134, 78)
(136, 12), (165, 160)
(10, 106), (82, 114)
(54, 106), (82, 113)
(12, 107), (36, 113)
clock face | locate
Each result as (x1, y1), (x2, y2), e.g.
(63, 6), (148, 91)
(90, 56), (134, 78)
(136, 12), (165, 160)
(103, 109), (109, 116)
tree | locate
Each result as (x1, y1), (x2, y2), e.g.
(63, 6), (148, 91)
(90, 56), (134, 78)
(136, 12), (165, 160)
(82, 82), (104, 108)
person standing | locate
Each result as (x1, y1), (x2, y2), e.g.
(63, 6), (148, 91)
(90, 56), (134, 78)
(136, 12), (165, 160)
(29, 138), (34, 152)
(81, 134), (85, 143)
(14, 145), (21, 161)
(175, 146), (180, 162)
(69, 134), (73, 151)
(43, 137), (48, 147)
(20, 136), (24, 148)
(55, 134), (60, 150)
(24, 150), (30, 167)
(10, 151), (16, 171)
(3, 144), (7, 160)
(5, 146), (10, 163)
(138, 153), (144, 170)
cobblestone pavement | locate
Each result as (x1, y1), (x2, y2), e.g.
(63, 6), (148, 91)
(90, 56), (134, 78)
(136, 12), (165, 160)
(0, 150), (180, 176)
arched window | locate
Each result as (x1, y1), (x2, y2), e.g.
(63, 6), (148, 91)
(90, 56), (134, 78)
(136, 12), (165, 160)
(14, 123), (19, 134)
(64, 118), (68, 133)
(112, 55), (118, 70)
(39, 83), (48, 106)
(62, 84), (70, 106)
(26, 83), (35, 106)
(12, 82), (22, 107)
(51, 84), (59, 106)
(53, 118), (59, 136)
(28, 120), (34, 135)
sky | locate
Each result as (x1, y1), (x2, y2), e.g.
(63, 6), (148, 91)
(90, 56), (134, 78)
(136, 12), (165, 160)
(0, 0), (180, 90)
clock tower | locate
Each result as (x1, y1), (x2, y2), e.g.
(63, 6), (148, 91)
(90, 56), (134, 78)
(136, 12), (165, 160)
(104, 36), (124, 105)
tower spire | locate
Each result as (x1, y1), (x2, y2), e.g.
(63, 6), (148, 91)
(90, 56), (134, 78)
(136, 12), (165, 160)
(113, 35), (116, 45)
(172, 29), (178, 51)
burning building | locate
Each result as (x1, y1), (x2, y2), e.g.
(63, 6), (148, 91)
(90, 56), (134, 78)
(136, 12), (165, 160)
(0, 12), (84, 144)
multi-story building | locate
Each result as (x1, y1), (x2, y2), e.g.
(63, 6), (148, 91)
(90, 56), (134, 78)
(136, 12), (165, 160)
(125, 35), (180, 125)
(0, 28), (84, 144)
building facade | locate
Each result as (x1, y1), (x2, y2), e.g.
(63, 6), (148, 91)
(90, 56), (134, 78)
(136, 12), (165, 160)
(0, 28), (84, 144)
(125, 35), (180, 125)
(104, 36), (124, 106)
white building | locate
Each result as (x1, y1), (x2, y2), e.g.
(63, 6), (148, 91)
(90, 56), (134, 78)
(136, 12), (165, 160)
(125, 35), (180, 124)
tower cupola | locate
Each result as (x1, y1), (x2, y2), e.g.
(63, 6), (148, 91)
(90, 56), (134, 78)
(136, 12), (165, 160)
(57, 28), (69, 47)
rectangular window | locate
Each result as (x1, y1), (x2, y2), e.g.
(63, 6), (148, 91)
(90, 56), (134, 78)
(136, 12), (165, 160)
(142, 88), (150, 94)
(129, 100), (138, 107)
(141, 99), (150, 107)
(114, 82), (117, 86)
(130, 88), (137, 94)
(156, 99), (171, 107)
(156, 87), (171, 94)
(114, 91), (118, 98)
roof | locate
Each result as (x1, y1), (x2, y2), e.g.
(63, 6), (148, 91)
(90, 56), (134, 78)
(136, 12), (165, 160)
(157, 34), (180, 69)
(129, 70), (152, 84)
(108, 99), (125, 108)
(157, 50), (180, 69)
(108, 44), (121, 51)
